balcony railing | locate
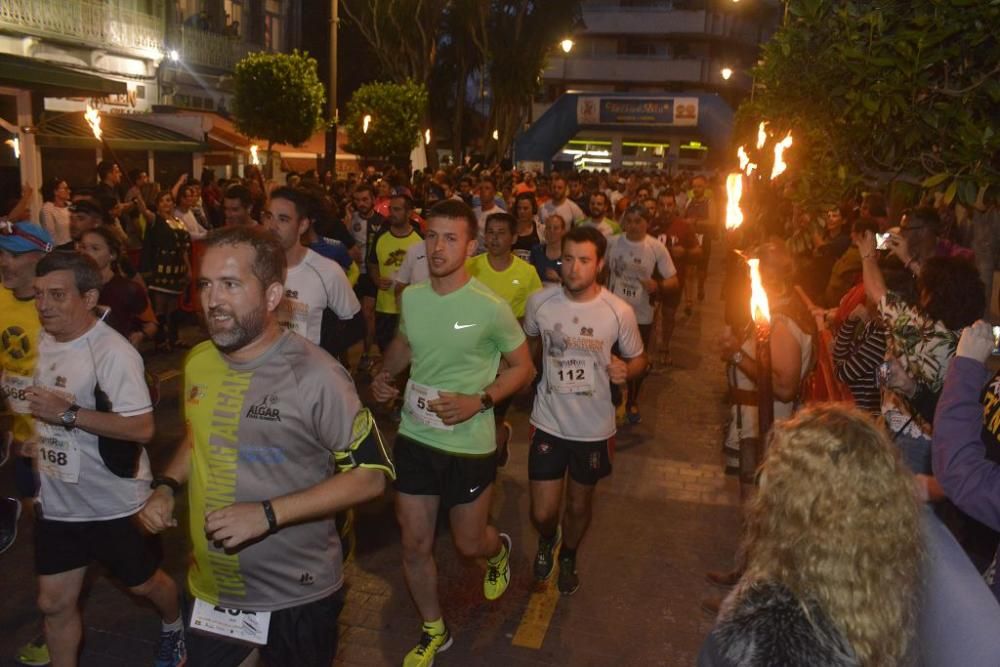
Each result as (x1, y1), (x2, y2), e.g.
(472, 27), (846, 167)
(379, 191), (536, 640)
(0, 0), (163, 53)
(176, 26), (261, 72)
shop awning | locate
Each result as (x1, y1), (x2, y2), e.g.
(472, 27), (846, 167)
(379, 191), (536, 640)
(35, 111), (207, 152)
(0, 54), (127, 98)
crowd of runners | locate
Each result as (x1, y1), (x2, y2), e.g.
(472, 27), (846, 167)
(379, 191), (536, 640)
(0, 164), (717, 667)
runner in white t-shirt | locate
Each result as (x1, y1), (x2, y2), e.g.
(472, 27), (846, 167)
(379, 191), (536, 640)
(26, 251), (185, 667)
(264, 187), (361, 346)
(523, 225), (646, 595)
(606, 204), (679, 424)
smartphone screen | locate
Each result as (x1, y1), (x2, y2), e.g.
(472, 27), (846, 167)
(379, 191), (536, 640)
(875, 233), (890, 250)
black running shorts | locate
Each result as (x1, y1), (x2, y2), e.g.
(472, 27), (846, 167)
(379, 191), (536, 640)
(374, 312), (399, 353)
(528, 427), (613, 486)
(393, 434), (496, 509)
(184, 589), (345, 667)
(34, 514), (160, 587)
(354, 273), (378, 299)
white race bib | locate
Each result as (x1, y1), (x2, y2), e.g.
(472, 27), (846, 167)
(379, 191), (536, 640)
(36, 422), (81, 484)
(1, 371), (31, 414)
(190, 598), (272, 645)
(618, 277), (641, 303)
(546, 354), (596, 395)
(404, 380), (454, 431)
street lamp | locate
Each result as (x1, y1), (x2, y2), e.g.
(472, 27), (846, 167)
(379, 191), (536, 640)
(168, 49), (180, 62)
(560, 38), (574, 54)
(721, 67), (733, 80)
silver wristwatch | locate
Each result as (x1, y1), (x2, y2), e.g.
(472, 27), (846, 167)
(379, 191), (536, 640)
(59, 404), (80, 429)
(730, 351), (744, 365)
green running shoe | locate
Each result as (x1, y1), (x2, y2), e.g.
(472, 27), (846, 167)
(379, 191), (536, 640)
(403, 624), (453, 667)
(15, 635), (50, 666)
(483, 533), (512, 600)
(533, 526), (562, 582)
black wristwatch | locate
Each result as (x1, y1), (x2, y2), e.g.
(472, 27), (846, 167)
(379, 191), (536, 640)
(59, 404), (80, 429)
(479, 391), (495, 413)
(150, 476), (181, 494)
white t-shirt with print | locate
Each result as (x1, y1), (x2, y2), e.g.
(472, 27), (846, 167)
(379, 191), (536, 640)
(35, 320), (153, 521)
(280, 248), (361, 345)
(524, 286), (644, 440)
(606, 234), (677, 324)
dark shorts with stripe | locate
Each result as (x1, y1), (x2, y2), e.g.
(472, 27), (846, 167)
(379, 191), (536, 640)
(393, 434), (496, 509)
(528, 427), (613, 486)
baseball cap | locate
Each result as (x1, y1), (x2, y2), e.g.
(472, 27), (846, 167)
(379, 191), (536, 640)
(68, 199), (105, 217)
(0, 220), (53, 254)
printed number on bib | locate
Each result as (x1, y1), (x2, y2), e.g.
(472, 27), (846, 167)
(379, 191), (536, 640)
(404, 380), (454, 431)
(619, 279), (641, 302)
(190, 598), (271, 645)
(35, 423), (81, 484)
(1, 371), (31, 414)
(546, 355), (595, 394)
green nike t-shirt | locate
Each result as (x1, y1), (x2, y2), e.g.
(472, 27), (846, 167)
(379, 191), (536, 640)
(398, 277), (525, 455)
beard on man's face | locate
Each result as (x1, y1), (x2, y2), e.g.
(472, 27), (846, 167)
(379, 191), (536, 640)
(206, 304), (267, 353)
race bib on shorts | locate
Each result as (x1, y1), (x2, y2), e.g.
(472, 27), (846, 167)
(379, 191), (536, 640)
(190, 598), (271, 645)
(404, 380), (454, 431)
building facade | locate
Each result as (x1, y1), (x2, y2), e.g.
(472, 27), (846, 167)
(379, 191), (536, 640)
(522, 0), (780, 172)
(0, 0), (302, 215)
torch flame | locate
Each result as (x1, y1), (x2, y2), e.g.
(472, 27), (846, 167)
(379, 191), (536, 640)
(725, 173), (744, 231)
(362, 114), (372, 134)
(770, 131), (793, 180)
(756, 121), (768, 149)
(4, 138), (18, 159)
(249, 144), (260, 166)
(747, 258), (771, 324)
(84, 102), (102, 142)
(737, 146), (758, 176)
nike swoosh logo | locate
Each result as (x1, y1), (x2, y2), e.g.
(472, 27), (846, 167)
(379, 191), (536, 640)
(454, 322), (478, 330)
(469, 486), (481, 494)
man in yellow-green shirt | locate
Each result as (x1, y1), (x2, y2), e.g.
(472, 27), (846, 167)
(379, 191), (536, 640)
(467, 211), (542, 466)
(368, 194), (424, 352)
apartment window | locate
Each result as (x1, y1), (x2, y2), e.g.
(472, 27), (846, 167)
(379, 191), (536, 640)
(265, 0), (282, 50)
(617, 39), (662, 56)
(224, 0), (244, 35)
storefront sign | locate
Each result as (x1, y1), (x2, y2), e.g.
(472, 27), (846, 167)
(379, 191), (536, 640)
(577, 97), (699, 127)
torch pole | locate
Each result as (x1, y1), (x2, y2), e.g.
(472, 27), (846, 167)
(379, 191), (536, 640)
(756, 321), (773, 460)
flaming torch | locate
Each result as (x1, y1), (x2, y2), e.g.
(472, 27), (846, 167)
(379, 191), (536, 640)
(737, 145), (757, 176)
(770, 132), (793, 180)
(249, 144), (260, 166)
(725, 173), (744, 231)
(747, 257), (773, 485)
(83, 101), (133, 189)
(5, 137), (19, 159)
(756, 121), (768, 150)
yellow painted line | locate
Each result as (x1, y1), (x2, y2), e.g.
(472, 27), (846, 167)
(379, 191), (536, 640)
(511, 581), (561, 649)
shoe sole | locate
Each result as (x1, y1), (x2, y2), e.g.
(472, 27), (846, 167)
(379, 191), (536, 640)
(423, 635), (454, 667)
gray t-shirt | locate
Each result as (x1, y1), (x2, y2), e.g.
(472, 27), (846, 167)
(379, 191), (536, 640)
(184, 332), (362, 611)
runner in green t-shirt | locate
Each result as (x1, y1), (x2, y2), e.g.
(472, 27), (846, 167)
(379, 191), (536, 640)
(372, 200), (535, 667)
(466, 211), (542, 466)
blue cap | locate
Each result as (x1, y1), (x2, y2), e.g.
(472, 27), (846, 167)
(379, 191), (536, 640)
(0, 221), (53, 254)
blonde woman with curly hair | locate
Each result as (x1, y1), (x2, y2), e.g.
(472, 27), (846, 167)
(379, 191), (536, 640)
(699, 405), (923, 666)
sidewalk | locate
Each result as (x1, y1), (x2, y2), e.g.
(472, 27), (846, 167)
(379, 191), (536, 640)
(0, 251), (742, 667)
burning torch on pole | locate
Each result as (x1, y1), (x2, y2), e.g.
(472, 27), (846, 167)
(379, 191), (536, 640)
(84, 101), (135, 191)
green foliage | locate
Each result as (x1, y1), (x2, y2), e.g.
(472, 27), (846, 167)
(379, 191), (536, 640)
(735, 0), (1000, 208)
(344, 80), (428, 158)
(231, 50), (326, 149)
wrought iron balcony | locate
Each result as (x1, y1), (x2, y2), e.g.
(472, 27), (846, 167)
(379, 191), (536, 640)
(174, 26), (262, 72)
(0, 0), (163, 53)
